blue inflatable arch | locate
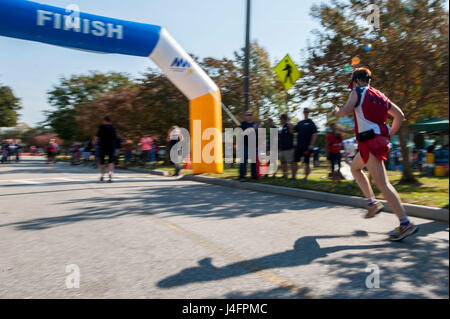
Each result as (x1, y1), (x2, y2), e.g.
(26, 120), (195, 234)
(0, 0), (223, 173)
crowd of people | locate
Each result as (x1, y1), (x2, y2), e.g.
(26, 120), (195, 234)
(238, 108), (344, 182)
(1, 139), (22, 164)
(59, 131), (161, 169)
(45, 117), (167, 182)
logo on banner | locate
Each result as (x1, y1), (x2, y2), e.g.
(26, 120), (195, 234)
(170, 57), (192, 73)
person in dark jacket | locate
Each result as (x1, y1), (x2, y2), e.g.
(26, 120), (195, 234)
(279, 114), (295, 179)
(239, 111), (259, 181)
(97, 116), (117, 182)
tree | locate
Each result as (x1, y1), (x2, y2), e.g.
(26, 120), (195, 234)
(44, 71), (131, 142)
(0, 85), (21, 127)
(201, 41), (286, 126)
(76, 69), (189, 145)
(295, 0), (449, 183)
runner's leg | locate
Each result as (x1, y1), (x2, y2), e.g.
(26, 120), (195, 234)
(108, 148), (115, 181)
(365, 153), (406, 219)
(99, 149), (105, 180)
(350, 152), (375, 200)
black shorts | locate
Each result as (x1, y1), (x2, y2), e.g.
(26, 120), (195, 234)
(294, 148), (311, 164)
(142, 150), (151, 162)
(99, 147), (115, 165)
(328, 152), (341, 164)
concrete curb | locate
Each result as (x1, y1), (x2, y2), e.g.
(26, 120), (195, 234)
(179, 175), (449, 223)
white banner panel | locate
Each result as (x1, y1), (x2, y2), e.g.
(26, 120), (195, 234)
(149, 28), (218, 101)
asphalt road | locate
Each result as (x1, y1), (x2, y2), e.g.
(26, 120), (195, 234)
(0, 157), (448, 298)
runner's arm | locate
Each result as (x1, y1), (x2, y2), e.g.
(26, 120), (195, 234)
(333, 90), (358, 116)
(336, 125), (354, 135)
(387, 102), (405, 139)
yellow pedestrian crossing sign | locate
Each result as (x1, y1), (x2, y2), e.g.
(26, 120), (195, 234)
(274, 54), (301, 90)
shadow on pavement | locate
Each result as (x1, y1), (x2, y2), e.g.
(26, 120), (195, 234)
(0, 178), (168, 188)
(313, 221), (449, 298)
(157, 225), (448, 298)
(0, 182), (337, 230)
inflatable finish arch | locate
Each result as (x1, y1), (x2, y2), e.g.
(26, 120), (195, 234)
(0, 0), (223, 174)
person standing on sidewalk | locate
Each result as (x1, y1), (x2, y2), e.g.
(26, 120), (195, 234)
(279, 114), (295, 179)
(333, 67), (418, 241)
(139, 133), (153, 167)
(97, 116), (117, 182)
(239, 111), (259, 182)
(122, 139), (134, 166)
(14, 139), (22, 162)
(47, 138), (58, 164)
(293, 108), (318, 180)
(262, 118), (277, 178)
(167, 126), (183, 176)
(326, 123), (344, 181)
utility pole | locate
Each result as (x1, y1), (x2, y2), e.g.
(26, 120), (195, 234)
(243, 0), (251, 111)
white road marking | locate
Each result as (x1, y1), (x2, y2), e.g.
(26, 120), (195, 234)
(0, 174), (153, 186)
(10, 179), (41, 184)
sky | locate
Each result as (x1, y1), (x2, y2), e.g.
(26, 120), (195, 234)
(0, 0), (321, 127)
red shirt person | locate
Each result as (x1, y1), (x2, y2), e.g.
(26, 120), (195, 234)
(326, 123), (343, 178)
(332, 67), (418, 241)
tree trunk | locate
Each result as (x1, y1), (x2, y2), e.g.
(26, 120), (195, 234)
(398, 123), (418, 184)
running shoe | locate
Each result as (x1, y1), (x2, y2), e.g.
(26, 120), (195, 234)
(364, 202), (384, 218)
(389, 223), (419, 241)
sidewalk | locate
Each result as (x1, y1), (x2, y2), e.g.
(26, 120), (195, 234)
(127, 166), (449, 223)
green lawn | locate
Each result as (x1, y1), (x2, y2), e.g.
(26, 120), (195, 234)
(56, 155), (449, 209)
(151, 160), (449, 210)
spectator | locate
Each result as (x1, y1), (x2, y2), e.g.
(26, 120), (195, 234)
(168, 125), (183, 176)
(262, 118), (277, 177)
(312, 147), (320, 167)
(47, 138), (58, 164)
(92, 137), (100, 168)
(139, 133), (153, 167)
(278, 114), (295, 179)
(71, 142), (81, 165)
(122, 139), (134, 165)
(393, 148), (402, 170)
(114, 137), (123, 166)
(14, 139), (22, 162)
(293, 107), (318, 180)
(150, 140), (158, 166)
(82, 140), (93, 163)
(239, 111), (259, 182)
(326, 123), (344, 180)
(1, 140), (9, 164)
(7, 139), (16, 163)
(97, 116), (117, 182)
